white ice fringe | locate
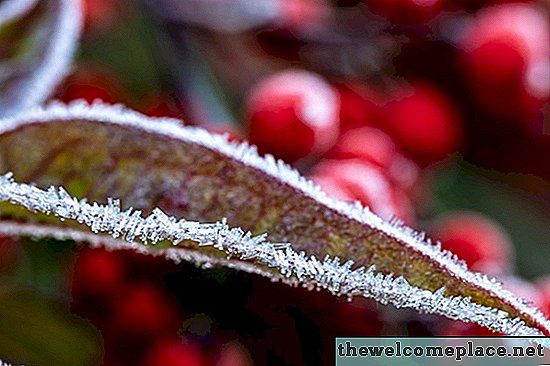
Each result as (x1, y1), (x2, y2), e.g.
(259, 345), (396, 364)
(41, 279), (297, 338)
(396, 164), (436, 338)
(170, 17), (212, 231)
(0, 172), (548, 341)
(0, 360), (18, 366)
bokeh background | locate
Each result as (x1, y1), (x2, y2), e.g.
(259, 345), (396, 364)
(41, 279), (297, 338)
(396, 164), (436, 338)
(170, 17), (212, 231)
(1, 0), (550, 365)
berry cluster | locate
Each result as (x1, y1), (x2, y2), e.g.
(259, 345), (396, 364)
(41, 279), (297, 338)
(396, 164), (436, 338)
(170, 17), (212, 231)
(245, 69), (462, 224)
(71, 248), (251, 366)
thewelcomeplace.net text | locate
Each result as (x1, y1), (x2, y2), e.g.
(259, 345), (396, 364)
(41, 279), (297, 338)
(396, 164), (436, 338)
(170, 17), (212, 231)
(337, 341), (545, 361)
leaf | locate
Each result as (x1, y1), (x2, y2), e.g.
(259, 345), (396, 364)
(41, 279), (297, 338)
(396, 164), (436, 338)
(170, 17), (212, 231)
(0, 290), (101, 366)
(0, 101), (549, 338)
(1, 179), (549, 350)
(0, 0), (82, 117)
(0, 0), (38, 25)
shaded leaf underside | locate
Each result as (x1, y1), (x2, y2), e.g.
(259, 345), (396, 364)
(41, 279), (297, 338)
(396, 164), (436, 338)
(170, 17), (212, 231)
(0, 101), (549, 337)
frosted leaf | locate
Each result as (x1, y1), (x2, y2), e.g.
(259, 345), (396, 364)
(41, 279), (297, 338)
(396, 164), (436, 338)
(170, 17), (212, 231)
(0, 101), (549, 337)
(0, 173), (549, 339)
(0, 0), (38, 24)
(0, 0), (82, 117)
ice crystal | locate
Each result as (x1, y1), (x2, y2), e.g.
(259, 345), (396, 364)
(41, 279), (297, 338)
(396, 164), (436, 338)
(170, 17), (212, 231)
(0, 172), (547, 339)
(0, 360), (18, 366)
(0, 0), (82, 117)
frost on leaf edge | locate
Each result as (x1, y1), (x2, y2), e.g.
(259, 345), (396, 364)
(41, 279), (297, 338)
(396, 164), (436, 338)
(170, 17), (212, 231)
(0, 100), (549, 336)
(0, 172), (548, 340)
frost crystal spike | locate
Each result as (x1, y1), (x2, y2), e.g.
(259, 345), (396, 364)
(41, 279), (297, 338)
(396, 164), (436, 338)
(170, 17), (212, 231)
(0, 172), (547, 339)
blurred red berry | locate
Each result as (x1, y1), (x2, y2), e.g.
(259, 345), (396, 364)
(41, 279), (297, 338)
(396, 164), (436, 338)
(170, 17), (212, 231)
(432, 212), (514, 275)
(364, 0), (443, 24)
(310, 173), (354, 202)
(144, 338), (205, 366)
(217, 342), (252, 366)
(310, 159), (414, 223)
(246, 69), (339, 163)
(461, 39), (533, 124)
(386, 154), (420, 194)
(274, 0), (330, 32)
(139, 94), (187, 120)
(329, 127), (397, 169)
(112, 282), (179, 338)
(459, 3), (550, 124)
(58, 66), (123, 104)
(382, 83), (462, 164)
(332, 301), (384, 336)
(388, 187), (415, 224)
(83, 0), (117, 30)
(72, 248), (125, 300)
(328, 127), (420, 193)
(334, 83), (383, 132)
(535, 276), (550, 318)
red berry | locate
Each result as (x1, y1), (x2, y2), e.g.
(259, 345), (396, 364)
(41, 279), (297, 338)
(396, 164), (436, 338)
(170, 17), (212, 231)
(83, 0), (117, 30)
(273, 0), (330, 32)
(386, 154), (420, 194)
(535, 276), (550, 318)
(144, 338), (205, 366)
(459, 3), (550, 123)
(112, 282), (179, 338)
(140, 94), (186, 120)
(310, 173), (355, 202)
(329, 127), (397, 169)
(382, 83), (462, 164)
(246, 70), (339, 163)
(333, 301), (384, 336)
(217, 342), (252, 366)
(432, 212), (514, 275)
(310, 159), (414, 223)
(364, 0), (443, 24)
(72, 248), (125, 300)
(388, 187), (415, 224)
(58, 65), (122, 104)
(463, 40), (526, 119)
(328, 127), (420, 193)
(334, 82), (383, 132)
